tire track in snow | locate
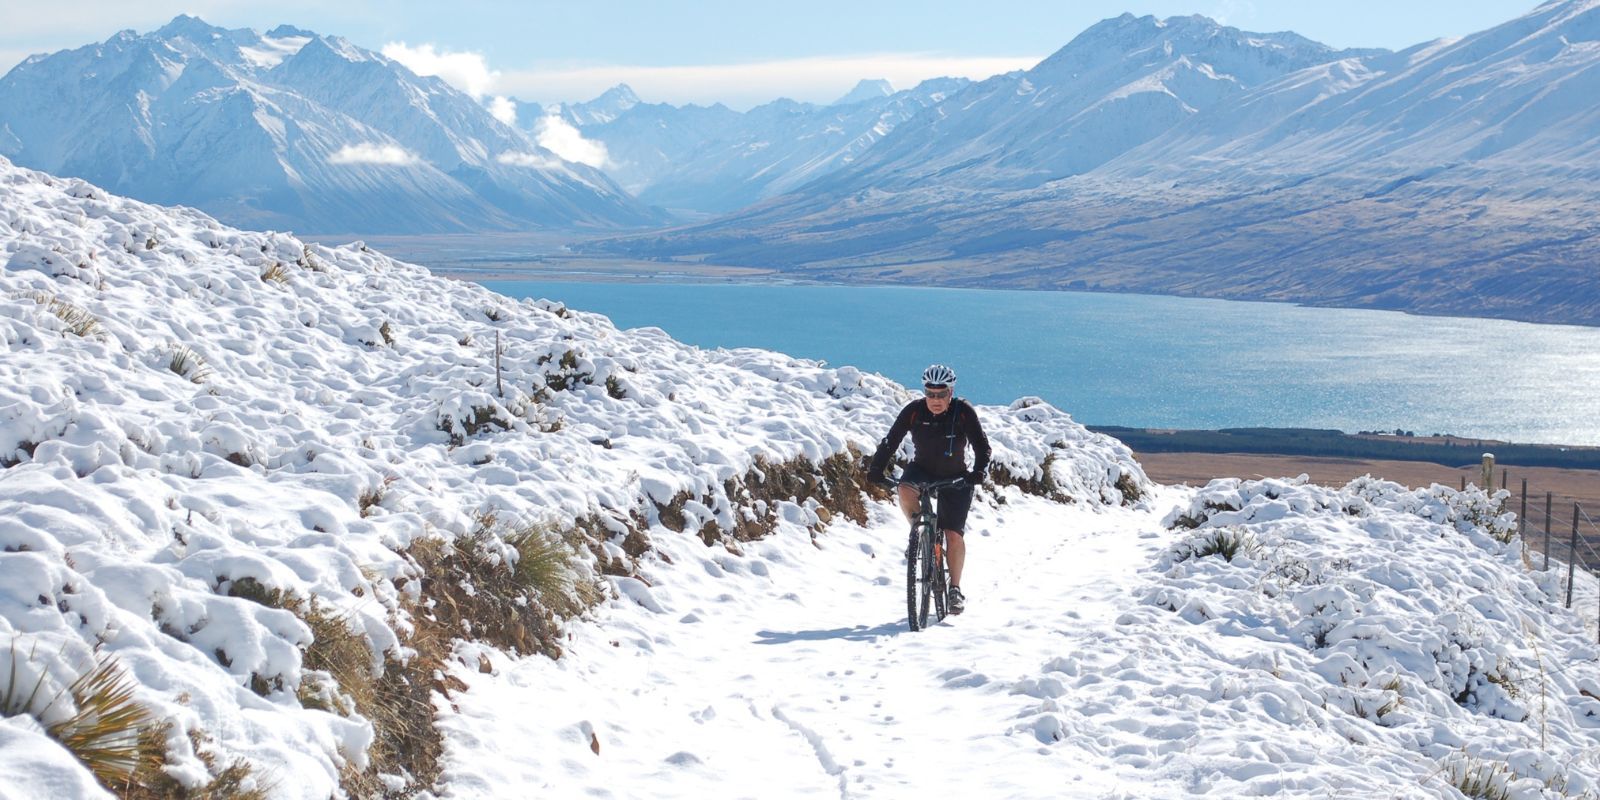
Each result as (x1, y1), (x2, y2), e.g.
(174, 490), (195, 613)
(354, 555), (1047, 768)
(771, 704), (851, 799)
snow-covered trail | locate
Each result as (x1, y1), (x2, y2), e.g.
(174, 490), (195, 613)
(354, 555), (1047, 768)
(435, 488), (1181, 799)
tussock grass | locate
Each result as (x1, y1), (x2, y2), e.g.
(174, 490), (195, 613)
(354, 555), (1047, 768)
(221, 578), (430, 797)
(3, 640), (264, 798)
(1194, 528), (1258, 562)
(357, 476), (396, 518)
(166, 345), (212, 384)
(605, 374), (627, 400)
(19, 291), (102, 337)
(714, 450), (873, 543)
(126, 727), (268, 800)
(49, 656), (163, 788)
(378, 320), (395, 347)
(296, 245), (327, 274)
(405, 514), (600, 659)
(506, 522), (603, 620)
(1435, 754), (1515, 800)
(259, 262), (290, 284)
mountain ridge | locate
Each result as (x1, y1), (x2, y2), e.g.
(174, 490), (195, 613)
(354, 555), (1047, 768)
(0, 15), (667, 234)
(583, 4), (1600, 326)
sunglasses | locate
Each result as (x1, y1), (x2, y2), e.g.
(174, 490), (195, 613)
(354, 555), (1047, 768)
(924, 386), (952, 399)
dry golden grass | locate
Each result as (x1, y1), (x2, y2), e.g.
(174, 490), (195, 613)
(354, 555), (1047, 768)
(20, 291), (102, 337)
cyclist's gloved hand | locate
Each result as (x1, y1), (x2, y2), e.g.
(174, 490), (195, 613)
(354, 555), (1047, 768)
(965, 469), (984, 486)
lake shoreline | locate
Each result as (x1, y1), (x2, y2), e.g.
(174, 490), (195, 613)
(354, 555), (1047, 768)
(418, 255), (1600, 331)
(1091, 426), (1600, 471)
(470, 278), (1600, 447)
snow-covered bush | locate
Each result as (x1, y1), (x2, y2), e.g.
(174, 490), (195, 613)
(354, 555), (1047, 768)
(1146, 474), (1600, 795)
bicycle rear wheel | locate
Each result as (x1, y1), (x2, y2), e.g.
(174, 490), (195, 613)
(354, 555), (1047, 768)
(932, 538), (948, 622)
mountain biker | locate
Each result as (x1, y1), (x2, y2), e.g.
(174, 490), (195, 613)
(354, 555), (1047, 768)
(866, 364), (991, 615)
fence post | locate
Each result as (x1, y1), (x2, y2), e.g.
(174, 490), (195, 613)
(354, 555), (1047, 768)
(1546, 492), (1554, 571)
(1520, 478), (1528, 559)
(1460, 475), (1467, 491)
(1566, 503), (1579, 608)
(1480, 453), (1494, 492)
(495, 330), (503, 398)
(1501, 469), (1507, 491)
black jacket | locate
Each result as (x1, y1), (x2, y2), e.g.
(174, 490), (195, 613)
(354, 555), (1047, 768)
(868, 398), (991, 479)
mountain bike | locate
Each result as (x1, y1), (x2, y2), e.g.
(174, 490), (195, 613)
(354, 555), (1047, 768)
(887, 475), (967, 632)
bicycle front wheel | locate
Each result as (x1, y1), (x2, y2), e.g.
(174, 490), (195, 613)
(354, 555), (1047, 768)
(917, 522), (936, 629)
(905, 528), (924, 631)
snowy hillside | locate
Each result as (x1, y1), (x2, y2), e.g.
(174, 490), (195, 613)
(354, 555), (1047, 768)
(0, 157), (1148, 797)
(5, 157), (1600, 797)
(0, 16), (665, 235)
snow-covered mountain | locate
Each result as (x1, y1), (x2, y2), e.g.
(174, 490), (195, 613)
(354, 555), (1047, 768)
(561, 78), (969, 215)
(0, 16), (666, 235)
(556, 83), (644, 127)
(811, 14), (1382, 194)
(831, 78), (895, 106)
(7, 156), (1600, 798)
(592, 2), (1600, 325)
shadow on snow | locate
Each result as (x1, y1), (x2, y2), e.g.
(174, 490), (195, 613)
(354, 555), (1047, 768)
(753, 619), (922, 644)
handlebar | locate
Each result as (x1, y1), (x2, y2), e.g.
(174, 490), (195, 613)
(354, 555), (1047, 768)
(882, 475), (968, 491)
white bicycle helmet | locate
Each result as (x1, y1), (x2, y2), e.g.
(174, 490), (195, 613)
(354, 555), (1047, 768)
(921, 364), (956, 387)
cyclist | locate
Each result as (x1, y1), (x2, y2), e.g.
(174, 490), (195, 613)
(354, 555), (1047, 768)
(867, 364), (991, 615)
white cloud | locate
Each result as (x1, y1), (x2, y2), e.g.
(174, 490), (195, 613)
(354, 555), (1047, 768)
(381, 41), (499, 99)
(328, 143), (418, 165)
(498, 54), (1041, 110)
(496, 151), (559, 169)
(534, 113), (609, 169)
(488, 95), (517, 126)
(1208, 0), (1258, 27)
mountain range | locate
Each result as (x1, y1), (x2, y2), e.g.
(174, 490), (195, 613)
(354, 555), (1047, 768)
(548, 78), (971, 217)
(5, 5), (1599, 324)
(0, 15), (665, 234)
(589, 1), (1600, 325)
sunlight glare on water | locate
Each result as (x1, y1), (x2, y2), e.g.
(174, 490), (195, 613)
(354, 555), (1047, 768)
(482, 281), (1600, 446)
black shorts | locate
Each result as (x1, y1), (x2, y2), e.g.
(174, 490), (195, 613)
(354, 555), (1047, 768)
(901, 464), (975, 534)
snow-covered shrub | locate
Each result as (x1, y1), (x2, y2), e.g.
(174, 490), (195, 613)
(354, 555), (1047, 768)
(1149, 474), (1583, 778)
(1347, 475), (1518, 543)
(985, 398), (1150, 506)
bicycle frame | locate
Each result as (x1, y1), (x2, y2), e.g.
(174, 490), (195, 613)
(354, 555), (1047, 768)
(889, 475), (966, 632)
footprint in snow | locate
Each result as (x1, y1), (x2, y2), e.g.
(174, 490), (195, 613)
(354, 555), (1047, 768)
(939, 668), (990, 689)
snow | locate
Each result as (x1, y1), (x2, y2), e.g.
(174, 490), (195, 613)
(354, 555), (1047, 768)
(0, 17), (659, 235)
(4, 153), (1600, 798)
(238, 35), (311, 70)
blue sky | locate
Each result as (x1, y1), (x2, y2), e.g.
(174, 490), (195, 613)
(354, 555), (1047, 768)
(0, 1), (1546, 108)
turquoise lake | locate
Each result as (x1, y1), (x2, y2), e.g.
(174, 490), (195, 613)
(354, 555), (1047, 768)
(479, 280), (1600, 446)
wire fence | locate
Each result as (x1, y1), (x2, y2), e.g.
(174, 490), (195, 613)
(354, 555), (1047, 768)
(1508, 475), (1600, 643)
